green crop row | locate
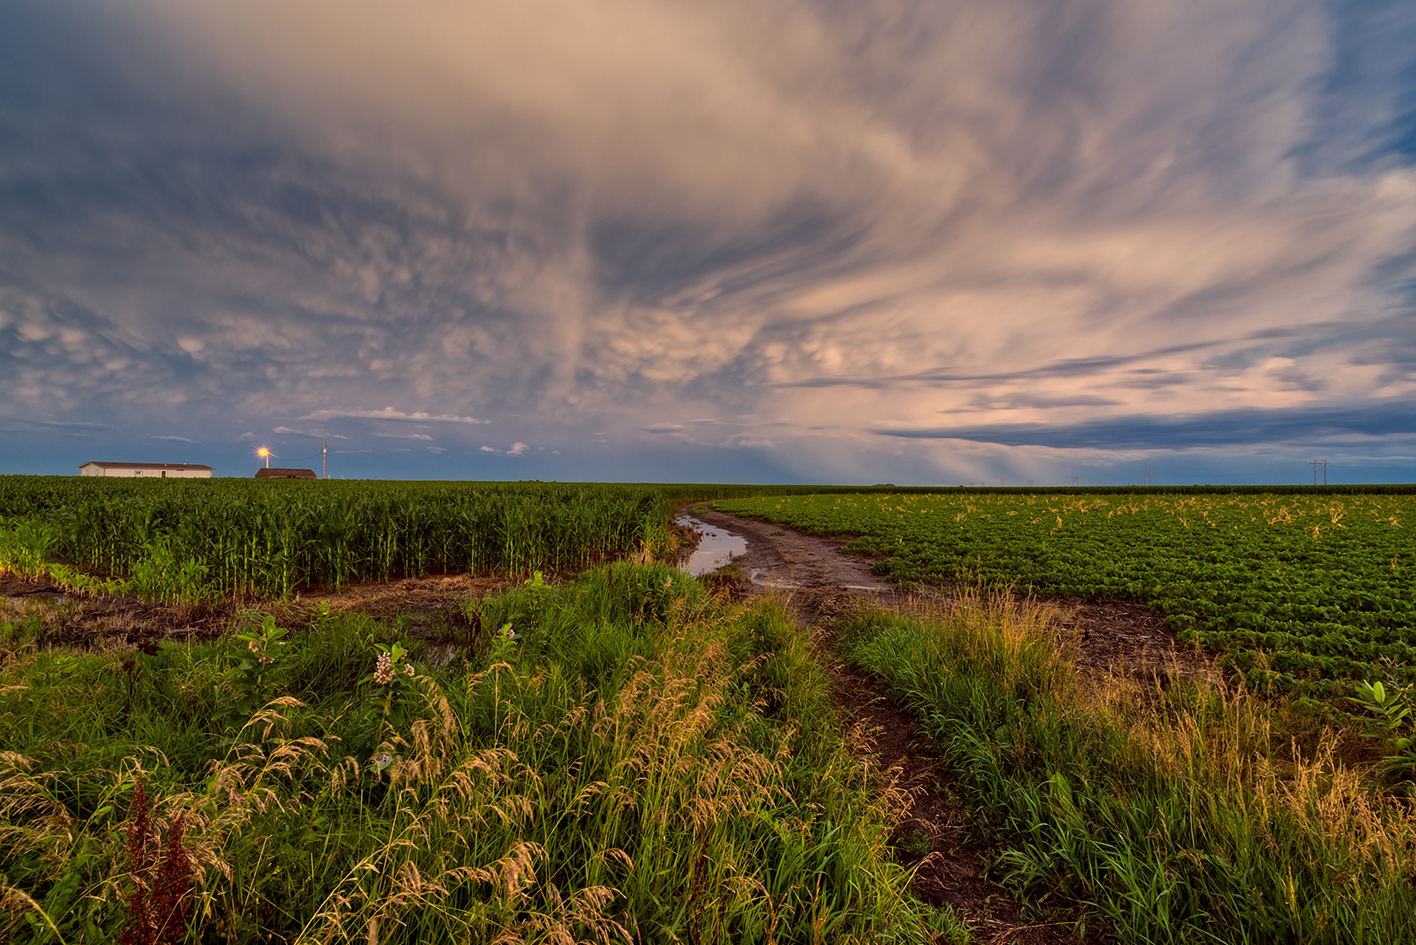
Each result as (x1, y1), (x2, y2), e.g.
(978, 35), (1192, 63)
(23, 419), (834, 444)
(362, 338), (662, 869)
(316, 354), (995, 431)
(714, 491), (1416, 696)
(0, 477), (677, 598)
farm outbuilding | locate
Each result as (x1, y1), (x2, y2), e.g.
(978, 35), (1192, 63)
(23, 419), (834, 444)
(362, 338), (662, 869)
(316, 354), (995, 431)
(79, 462), (214, 478)
(255, 468), (317, 479)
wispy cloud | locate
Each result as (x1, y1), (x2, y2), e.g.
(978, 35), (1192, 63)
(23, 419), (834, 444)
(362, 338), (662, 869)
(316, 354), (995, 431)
(298, 408), (487, 424)
(0, 0), (1413, 482)
(373, 432), (434, 441)
(272, 426), (348, 439)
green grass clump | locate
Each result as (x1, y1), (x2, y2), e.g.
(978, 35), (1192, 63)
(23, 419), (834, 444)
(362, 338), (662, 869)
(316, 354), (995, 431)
(0, 563), (955, 943)
(835, 589), (1416, 944)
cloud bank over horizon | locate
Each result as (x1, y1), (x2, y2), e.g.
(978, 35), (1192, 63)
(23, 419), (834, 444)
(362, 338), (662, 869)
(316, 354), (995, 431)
(2, 0), (1414, 484)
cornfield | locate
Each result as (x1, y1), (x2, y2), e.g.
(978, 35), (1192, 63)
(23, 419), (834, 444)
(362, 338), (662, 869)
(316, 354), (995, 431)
(0, 477), (674, 597)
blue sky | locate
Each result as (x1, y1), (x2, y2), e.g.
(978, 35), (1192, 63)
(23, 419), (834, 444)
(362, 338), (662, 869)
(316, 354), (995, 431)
(2, 0), (1414, 485)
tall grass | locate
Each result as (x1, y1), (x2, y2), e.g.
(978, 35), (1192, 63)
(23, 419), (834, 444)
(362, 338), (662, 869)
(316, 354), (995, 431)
(835, 589), (1416, 944)
(0, 564), (957, 943)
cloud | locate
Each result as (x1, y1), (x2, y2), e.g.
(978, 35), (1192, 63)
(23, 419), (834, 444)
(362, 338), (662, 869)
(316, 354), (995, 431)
(153, 435), (200, 443)
(298, 408), (487, 424)
(373, 432), (434, 441)
(272, 426), (349, 438)
(1, 0), (1414, 481)
(477, 441), (531, 455)
(876, 401), (1416, 450)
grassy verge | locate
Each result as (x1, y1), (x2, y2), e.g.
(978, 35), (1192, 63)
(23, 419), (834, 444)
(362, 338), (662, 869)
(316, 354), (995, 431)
(0, 563), (961, 943)
(834, 589), (1416, 944)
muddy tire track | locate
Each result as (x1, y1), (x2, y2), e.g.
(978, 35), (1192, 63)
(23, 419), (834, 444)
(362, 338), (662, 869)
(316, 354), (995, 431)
(680, 506), (1196, 943)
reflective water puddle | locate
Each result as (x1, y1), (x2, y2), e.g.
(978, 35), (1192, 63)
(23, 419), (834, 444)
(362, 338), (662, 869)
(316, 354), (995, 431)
(674, 516), (748, 577)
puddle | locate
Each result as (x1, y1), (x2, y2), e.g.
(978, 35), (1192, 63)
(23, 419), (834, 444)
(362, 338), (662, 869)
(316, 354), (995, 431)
(674, 516), (748, 577)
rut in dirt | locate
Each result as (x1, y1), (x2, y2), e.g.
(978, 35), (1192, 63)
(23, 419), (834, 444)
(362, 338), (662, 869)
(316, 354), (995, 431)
(678, 506), (1096, 944)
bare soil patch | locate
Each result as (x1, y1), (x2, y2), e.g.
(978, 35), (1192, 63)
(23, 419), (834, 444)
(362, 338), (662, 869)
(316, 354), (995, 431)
(0, 572), (515, 651)
(1, 577), (230, 649)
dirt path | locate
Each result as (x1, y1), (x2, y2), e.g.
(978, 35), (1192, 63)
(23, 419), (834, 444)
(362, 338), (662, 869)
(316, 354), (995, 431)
(682, 506), (1200, 682)
(681, 506), (1215, 943)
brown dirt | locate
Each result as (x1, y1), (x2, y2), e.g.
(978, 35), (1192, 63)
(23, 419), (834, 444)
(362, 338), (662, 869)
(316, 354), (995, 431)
(0, 572), (514, 651)
(0, 573), (231, 649)
(287, 573), (512, 636)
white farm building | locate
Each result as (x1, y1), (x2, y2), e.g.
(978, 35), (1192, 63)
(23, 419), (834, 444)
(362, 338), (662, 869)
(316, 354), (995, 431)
(79, 462), (214, 478)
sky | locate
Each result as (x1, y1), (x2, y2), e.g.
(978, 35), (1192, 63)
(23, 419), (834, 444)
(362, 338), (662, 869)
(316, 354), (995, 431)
(2, 0), (1415, 486)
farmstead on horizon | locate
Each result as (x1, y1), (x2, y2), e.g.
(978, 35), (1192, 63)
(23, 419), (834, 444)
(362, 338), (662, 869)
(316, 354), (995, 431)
(77, 462), (214, 478)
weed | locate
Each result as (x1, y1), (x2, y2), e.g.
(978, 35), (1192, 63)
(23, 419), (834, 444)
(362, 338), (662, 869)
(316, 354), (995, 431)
(119, 781), (193, 945)
(215, 613), (288, 736)
(361, 639), (421, 739)
(1349, 680), (1416, 781)
(893, 824), (932, 859)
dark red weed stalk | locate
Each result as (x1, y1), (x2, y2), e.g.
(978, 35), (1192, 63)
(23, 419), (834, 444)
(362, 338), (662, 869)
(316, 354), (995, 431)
(151, 814), (192, 940)
(121, 781), (194, 945)
(122, 781), (154, 945)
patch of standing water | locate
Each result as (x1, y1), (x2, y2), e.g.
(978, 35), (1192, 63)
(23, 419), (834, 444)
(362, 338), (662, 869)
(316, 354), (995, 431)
(674, 516), (748, 577)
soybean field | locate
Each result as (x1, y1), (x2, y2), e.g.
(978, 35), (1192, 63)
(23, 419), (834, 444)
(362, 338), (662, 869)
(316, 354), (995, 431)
(715, 490), (1416, 696)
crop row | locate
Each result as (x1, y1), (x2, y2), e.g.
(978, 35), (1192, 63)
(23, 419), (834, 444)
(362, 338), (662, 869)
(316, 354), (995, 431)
(0, 477), (674, 597)
(714, 491), (1416, 696)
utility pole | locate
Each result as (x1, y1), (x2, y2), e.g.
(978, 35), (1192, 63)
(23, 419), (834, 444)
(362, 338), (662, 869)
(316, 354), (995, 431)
(323, 440), (328, 480)
(1310, 459), (1329, 485)
(1071, 476), (1079, 488)
(1142, 468), (1153, 487)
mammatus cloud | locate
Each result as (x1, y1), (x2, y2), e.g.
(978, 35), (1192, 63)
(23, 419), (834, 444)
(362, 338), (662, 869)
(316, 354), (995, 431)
(0, 0), (1413, 482)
